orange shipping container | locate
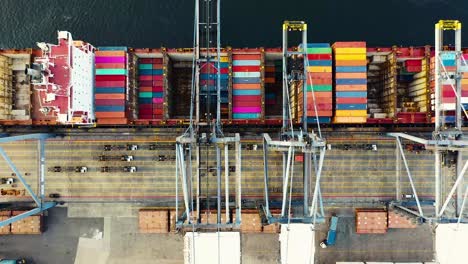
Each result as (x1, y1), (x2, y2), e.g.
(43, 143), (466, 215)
(335, 85), (367, 91)
(233, 83), (262, 89)
(333, 41), (366, 48)
(232, 54), (261, 60)
(95, 50), (126, 57)
(96, 118), (128, 125)
(335, 60), (367, 66)
(336, 72), (367, 79)
(95, 94), (125, 100)
(95, 63), (126, 69)
(95, 112), (125, 118)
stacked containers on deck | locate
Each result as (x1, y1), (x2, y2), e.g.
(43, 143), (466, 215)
(200, 56), (230, 119)
(138, 58), (164, 119)
(305, 43), (333, 123)
(95, 47), (128, 124)
(439, 52), (458, 123)
(232, 52), (262, 119)
(462, 53), (468, 115)
(333, 42), (367, 123)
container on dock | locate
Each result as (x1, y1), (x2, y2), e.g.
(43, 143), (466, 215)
(94, 47), (129, 125)
(9, 211), (42, 235)
(333, 42), (368, 124)
(233, 209), (262, 233)
(302, 43), (333, 124)
(232, 49), (264, 121)
(138, 209), (169, 233)
(387, 210), (417, 229)
(355, 208), (387, 234)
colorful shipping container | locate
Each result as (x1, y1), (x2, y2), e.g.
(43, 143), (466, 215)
(94, 47), (129, 125)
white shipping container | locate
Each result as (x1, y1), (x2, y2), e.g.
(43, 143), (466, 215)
(280, 224), (315, 264)
(184, 232), (240, 264)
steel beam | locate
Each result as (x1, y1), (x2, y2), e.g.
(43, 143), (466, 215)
(456, 151), (465, 216)
(263, 137), (271, 218)
(0, 202), (56, 228)
(438, 160), (468, 217)
(235, 136), (242, 224)
(396, 141), (402, 201)
(457, 186), (468, 225)
(224, 144), (229, 223)
(216, 144), (221, 224)
(0, 133), (53, 144)
(310, 147), (325, 223)
(281, 146), (293, 216)
(396, 137), (424, 216)
(387, 133), (428, 145)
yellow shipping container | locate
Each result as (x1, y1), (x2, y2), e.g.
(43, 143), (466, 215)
(335, 54), (367, 61)
(333, 116), (367, 123)
(334, 48), (366, 54)
(462, 79), (468, 84)
(335, 110), (367, 117)
(220, 56), (229, 63)
(307, 66), (332, 73)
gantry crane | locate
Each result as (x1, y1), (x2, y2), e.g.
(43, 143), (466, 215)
(388, 20), (468, 224)
(262, 21), (326, 225)
(175, 0), (242, 231)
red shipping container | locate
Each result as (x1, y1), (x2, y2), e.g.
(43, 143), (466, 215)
(232, 95), (261, 102)
(153, 75), (163, 81)
(307, 78), (333, 85)
(139, 58), (153, 63)
(139, 114), (153, 119)
(232, 54), (261, 60)
(139, 75), (153, 81)
(97, 118), (128, 125)
(95, 99), (125, 106)
(140, 80), (152, 86)
(307, 54), (332, 60)
(95, 81), (126, 87)
(336, 97), (367, 104)
(95, 63), (125, 69)
(152, 64), (163, 69)
(96, 75), (126, 81)
(139, 104), (152, 109)
(295, 155), (304, 162)
(307, 103), (333, 111)
(139, 108), (153, 115)
(200, 67), (229, 74)
(153, 58), (163, 64)
(153, 109), (163, 115)
(406, 66), (422, 73)
(232, 66), (261, 72)
(405, 59), (422, 67)
(233, 101), (262, 107)
(152, 86), (163, 92)
(307, 72), (331, 79)
(152, 104), (163, 109)
(200, 80), (215, 86)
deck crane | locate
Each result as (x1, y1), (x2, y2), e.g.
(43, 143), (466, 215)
(387, 20), (468, 264)
(262, 21), (327, 264)
(174, 0), (242, 262)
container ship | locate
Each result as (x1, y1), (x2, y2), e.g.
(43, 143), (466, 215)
(0, 30), (466, 127)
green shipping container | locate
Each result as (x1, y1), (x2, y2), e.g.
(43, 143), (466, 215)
(96, 69), (127, 75)
(306, 47), (332, 54)
(138, 64), (153, 70)
(307, 85), (332, 92)
(138, 92), (153, 98)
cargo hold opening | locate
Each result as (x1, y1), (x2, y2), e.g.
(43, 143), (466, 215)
(0, 52), (32, 124)
(264, 52), (283, 119)
(167, 52), (193, 120)
(367, 47), (430, 124)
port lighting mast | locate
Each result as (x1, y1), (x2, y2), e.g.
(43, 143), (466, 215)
(388, 20), (468, 224)
(175, 0), (242, 231)
(262, 21), (326, 225)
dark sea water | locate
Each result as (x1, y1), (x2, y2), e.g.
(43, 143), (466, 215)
(1, 0), (468, 49)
